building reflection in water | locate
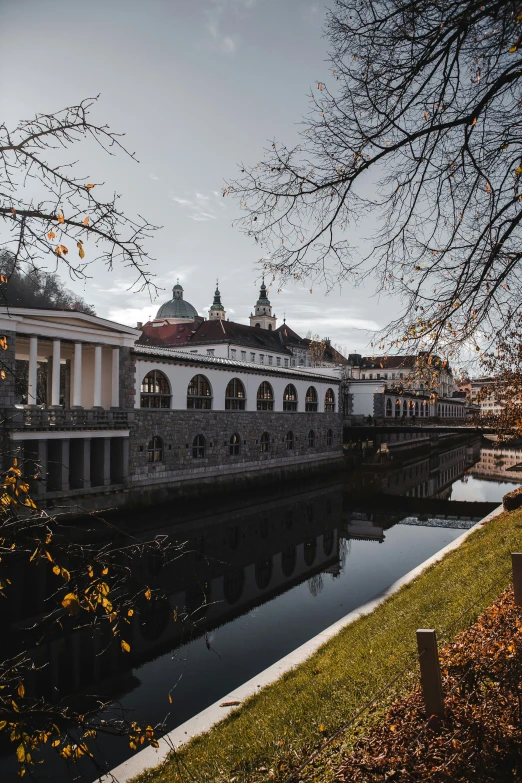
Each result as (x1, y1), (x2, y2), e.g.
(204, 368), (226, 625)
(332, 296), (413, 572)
(0, 483), (343, 721)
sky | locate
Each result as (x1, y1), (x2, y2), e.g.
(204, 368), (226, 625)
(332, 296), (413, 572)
(1, 0), (400, 353)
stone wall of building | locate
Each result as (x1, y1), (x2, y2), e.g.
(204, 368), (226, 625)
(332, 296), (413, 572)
(119, 347), (136, 409)
(0, 330), (16, 409)
(129, 410), (342, 485)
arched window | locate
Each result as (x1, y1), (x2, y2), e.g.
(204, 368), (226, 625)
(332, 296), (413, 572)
(140, 370), (171, 408)
(147, 436), (163, 462)
(308, 429), (315, 447)
(223, 569), (245, 604)
(303, 539), (317, 567)
(323, 530), (334, 557)
(285, 430), (294, 450)
(403, 399), (408, 416)
(326, 429), (333, 446)
(395, 399), (400, 417)
(281, 547), (296, 578)
(192, 434), (206, 458)
(386, 398), (392, 416)
(225, 378), (246, 410)
(257, 381), (274, 411)
(415, 400), (419, 416)
(229, 432), (241, 456)
(268, 323), (273, 331)
(324, 388), (335, 412)
(255, 323), (261, 328)
(187, 375), (212, 409)
(283, 384), (298, 411)
(305, 386), (318, 411)
(260, 431), (270, 452)
(255, 557), (272, 590)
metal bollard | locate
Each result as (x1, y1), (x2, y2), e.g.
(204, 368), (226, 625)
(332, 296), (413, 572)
(416, 629), (444, 717)
(512, 553), (522, 606)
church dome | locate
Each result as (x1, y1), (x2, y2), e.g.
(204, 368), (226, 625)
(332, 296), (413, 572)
(155, 284), (198, 320)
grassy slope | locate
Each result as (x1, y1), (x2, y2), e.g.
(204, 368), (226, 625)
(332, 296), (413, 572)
(134, 508), (522, 783)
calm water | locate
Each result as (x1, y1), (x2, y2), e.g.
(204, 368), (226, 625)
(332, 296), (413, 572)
(0, 435), (518, 782)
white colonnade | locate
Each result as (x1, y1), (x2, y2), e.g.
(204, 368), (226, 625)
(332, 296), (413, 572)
(26, 336), (121, 409)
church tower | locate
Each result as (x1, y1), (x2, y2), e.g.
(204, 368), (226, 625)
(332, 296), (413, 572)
(250, 278), (277, 331)
(208, 282), (226, 321)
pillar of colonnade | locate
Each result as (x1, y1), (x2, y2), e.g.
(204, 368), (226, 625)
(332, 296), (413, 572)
(26, 336), (121, 410)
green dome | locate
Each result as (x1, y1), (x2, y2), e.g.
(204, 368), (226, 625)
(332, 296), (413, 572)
(156, 285), (198, 320)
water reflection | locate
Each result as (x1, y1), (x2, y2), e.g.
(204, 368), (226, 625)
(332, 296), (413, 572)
(0, 435), (518, 781)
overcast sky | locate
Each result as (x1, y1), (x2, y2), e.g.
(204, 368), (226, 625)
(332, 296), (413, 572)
(2, 0), (401, 353)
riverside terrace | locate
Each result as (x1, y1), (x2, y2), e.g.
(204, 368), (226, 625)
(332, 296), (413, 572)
(0, 307), (343, 511)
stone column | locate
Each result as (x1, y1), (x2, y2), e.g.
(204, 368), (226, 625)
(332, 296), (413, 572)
(111, 348), (120, 408)
(93, 345), (102, 408)
(28, 335), (38, 406)
(36, 439), (48, 495)
(51, 339), (61, 407)
(61, 439), (70, 492)
(72, 343), (83, 408)
(102, 438), (111, 486)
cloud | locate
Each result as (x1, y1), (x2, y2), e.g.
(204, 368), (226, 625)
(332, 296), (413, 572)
(170, 191), (225, 222)
(202, 0), (256, 54)
(149, 174), (160, 181)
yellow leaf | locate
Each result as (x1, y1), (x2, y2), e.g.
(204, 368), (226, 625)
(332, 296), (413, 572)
(0, 720), (7, 730)
(55, 246), (62, 256)
(83, 216), (89, 225)
(12, 700), (19, 713)
(51, 739), (60, 748)
(144, 588), (152, 601)
(61, 568), (70, 582)
(101, 567), (108, 575)
(16, 744), (25, 763)
(168, 693), (173, 704)
(17, 683), (24, 698)
(516, 166), (522, 176)
(86, 183), (95, 190)
(509, 45), (518, 53)
(390, 724), (397, 731)
(57, 213), (65, 224)
(78, 246), (85, 259)
(47, 231), (55, 240)
(62, 592), (80, 616)
(121, 639), (131, 653)
(52, 565), (60, 576)
(129, 741), (137, 750)
(127, 609), (134, 617)
(60, 245), (68, 255)
(318, 724), (326, 732)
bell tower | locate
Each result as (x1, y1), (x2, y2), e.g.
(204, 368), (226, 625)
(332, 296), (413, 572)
(209, 281), (226, 321)
(250, 277), (277, 331)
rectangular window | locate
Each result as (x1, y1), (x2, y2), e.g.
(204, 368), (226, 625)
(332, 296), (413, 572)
(284, 358), (289, 367)
(268, 356), (273, 365)
(206, 349), (214, 356)
(231, 349), (236, 359)
(250, 352), (255, 362)
(392, 373), (395, 379)
(260, 354), (264, 364)
(362, 374), (366, 379)
(276, 357), (281, 366)
(241, 351), (246, 361)
(369, 373), (373, 379)
(291, 359), (296, 367)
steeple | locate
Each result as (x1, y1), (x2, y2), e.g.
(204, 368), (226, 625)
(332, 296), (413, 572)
(208, 280), (226, 321)
(249, 276), (277, 331)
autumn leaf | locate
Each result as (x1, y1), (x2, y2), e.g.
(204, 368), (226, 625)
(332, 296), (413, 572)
(86, 183), (95, 190)
(121, 639), (131, 653)
(57, 213), (64, 224)
(17, 683), (24, 698)
(47, 231), (55, 240)
(62, 592), (81, 616)
(52, 564), (60, 576)
(83, 216), (89, 225)
(144, 588), (152, 600)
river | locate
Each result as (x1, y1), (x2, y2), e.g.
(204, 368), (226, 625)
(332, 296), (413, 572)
(0, 434), (518, 781)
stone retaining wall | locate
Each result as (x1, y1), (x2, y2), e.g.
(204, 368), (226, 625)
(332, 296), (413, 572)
(129, 409), (342, 484)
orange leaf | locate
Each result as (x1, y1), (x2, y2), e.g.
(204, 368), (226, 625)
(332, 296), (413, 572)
(121, 639), (131, 653)
(47, 231), (56, 240)
(57, 213), (65, 224)
(83, 216), (89, 226)
(86, 184), (95, 190)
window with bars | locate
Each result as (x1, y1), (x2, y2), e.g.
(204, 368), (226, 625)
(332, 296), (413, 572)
(187, 374), (212, 409)
(285, 430), (294, 450)
(229, 432), (241, 456)
(225, 378), (246, 410)
(257, 381), (274, 411)
(260, 431), (270, 452)
(305, 386), (318, 411)
(140, 370), (171, 408)
(326, 429), (333, 446)
(147, 436), (163, 462)
(308, 429), (315, 447)
(192, 434), (206, 458)
(283, 384), (298, 411)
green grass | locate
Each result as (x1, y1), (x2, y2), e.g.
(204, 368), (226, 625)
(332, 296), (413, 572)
(133, 508), (522, 783)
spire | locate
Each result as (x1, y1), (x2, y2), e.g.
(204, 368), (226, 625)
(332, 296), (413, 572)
(209, 280), (226, 320)
(256, 276), (271, 306)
